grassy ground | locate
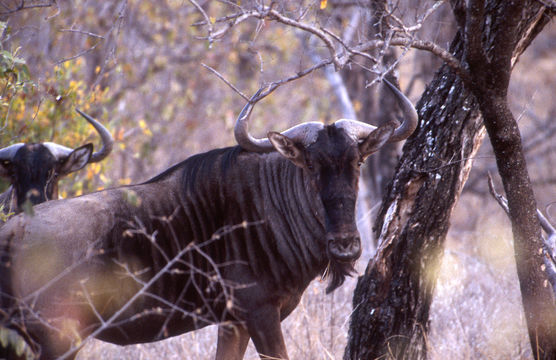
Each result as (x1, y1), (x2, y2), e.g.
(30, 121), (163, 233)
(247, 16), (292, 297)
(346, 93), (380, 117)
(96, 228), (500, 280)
(76, 195), (533, 360)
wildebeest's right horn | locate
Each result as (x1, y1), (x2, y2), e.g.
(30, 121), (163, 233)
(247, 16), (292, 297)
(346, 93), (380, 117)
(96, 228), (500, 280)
(0, 143), (25, 161)
(75, 108), (114, 162)
(335, 79), (418, 143)
(235, 90), (324, 152)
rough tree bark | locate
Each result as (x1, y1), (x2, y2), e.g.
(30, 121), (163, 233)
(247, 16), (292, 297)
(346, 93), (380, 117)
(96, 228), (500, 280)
(344, 1), (553, 359)
(462, 1), (556, 357)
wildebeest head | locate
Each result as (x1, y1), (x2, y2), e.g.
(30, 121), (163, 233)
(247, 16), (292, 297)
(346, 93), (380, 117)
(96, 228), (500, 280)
(235, 80), (418, 292)
(0, 109), (113, 212)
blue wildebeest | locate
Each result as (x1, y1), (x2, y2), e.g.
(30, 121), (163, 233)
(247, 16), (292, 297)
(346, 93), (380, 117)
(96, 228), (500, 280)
(0, 109), (113, 215)
(0, 81), (417, 359)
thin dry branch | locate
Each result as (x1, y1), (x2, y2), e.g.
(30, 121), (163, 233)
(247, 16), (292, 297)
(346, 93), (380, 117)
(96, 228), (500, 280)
(191, 3), (472, 83)
(55, 0), (126, 65)
(3, 218), (262, 360)
(487, 173), (556, 294)
(201, 63), (249, 101)
(0, 0), (54, 15)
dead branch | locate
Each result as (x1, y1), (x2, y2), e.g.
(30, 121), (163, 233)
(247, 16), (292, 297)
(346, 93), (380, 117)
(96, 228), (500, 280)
(201, 63), (249, 101)
(487, 173), (556, 294)
(2, 217), (263, 360)
(0, 0), (54, 15)
(191, 3), (471, 83)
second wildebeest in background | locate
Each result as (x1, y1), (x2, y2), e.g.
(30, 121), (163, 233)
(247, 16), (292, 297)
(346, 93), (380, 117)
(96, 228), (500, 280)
(0, 109), (113, 215)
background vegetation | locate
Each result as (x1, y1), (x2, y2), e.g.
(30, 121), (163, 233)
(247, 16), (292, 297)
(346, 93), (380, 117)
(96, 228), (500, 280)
(0, 1), (554, 358)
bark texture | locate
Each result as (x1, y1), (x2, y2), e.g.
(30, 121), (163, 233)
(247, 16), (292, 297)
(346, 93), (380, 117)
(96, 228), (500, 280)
(344, 2), (553, 359)
(462, 1), (556, 357)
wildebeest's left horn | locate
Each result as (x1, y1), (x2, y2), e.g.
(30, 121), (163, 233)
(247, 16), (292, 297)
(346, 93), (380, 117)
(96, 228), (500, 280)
(235, 89), (324, 152)
(0, 143), (25, 161)
(75, 108), (114, 162)
(335, 79), (418, 143)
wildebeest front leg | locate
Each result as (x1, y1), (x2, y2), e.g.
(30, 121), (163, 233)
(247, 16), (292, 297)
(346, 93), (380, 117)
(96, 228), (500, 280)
(215, 324), (250, 360)
(246, 305), (288, 360)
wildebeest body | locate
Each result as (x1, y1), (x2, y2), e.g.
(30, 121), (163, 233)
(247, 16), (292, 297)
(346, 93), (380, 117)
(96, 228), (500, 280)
(3, 138), (348, 357)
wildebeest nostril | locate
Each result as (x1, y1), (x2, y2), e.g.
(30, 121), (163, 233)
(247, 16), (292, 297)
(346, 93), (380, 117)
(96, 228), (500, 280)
(327, 234), (362, 261)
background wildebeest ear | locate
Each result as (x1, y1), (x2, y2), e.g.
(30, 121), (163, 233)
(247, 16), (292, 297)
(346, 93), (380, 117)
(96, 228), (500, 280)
(59, 143), (93, 175)
(268, 131), (305, 167)
(359, 122), (396, 159)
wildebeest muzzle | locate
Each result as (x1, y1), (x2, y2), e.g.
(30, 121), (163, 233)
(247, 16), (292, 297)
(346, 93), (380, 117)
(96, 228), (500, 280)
(326, 232), (362, 262)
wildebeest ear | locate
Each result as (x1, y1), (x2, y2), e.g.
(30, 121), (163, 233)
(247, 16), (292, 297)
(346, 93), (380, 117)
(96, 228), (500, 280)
(0, 161), (10, 178)
(359, 122), (396, 159)
(268, 131), (305, 167)
(59, 143), (93, 175)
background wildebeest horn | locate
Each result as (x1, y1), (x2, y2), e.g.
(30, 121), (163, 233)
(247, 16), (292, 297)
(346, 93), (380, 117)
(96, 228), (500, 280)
(42, 108), (114, 163)
(235, 79), (418, 152)
(0, 143), (25, 162)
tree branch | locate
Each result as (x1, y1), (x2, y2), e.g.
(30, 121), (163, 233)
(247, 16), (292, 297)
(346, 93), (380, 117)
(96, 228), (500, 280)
(487, 173), (556, 294)
(192, 4), (472, 86)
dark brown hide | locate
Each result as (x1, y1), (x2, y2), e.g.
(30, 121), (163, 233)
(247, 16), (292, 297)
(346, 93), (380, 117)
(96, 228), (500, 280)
(0, 122), (394, 359)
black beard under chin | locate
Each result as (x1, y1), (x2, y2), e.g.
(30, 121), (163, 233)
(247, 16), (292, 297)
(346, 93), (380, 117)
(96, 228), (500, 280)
(323, 259), (356, 294)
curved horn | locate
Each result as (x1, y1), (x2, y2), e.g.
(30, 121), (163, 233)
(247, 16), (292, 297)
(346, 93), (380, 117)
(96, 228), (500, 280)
(382, 79), (418, 142)
(42, 142), (74, 160)
(234, 90), (324, 152)
(334, 79), (418, 143)
(333, 120), (377, 142)
(0, 143), (25, 161)
(75, 108), (114, 162)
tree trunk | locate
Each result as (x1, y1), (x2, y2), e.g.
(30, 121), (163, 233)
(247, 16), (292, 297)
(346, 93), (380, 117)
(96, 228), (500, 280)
(344, 2), (553, 359)
(463, 1), (556, 356)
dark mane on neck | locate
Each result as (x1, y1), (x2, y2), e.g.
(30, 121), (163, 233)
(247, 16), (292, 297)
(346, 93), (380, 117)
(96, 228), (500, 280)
(143, 145), (244, 191)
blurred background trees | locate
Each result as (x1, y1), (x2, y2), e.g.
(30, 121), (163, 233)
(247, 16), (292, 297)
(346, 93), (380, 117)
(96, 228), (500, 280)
(0, 1), (555, 359)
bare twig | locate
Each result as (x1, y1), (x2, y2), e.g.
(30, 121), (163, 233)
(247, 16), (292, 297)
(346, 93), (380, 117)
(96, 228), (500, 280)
(192, 3), (471, 84)
(3, 217), (264, 360)
(58, 28), (105, 39)
(55, 0), (126, 66)
(201, 63), (249, 101)
(0, 0), (54, 15)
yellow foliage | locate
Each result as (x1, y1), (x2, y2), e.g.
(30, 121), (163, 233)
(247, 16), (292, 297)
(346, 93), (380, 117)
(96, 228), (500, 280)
(139, 119), (153, 137)
(119, 178), (132, 185)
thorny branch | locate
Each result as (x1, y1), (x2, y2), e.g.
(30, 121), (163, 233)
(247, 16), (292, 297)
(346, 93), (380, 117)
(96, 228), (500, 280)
(2, 219), (262, 359)
(192, 2), (471, 107)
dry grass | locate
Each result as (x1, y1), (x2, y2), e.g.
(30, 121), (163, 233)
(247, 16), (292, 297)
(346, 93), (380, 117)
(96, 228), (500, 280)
(77, 266), (359, 360)
(76, 194), (533, 360)
(428, 196), (532, 360)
